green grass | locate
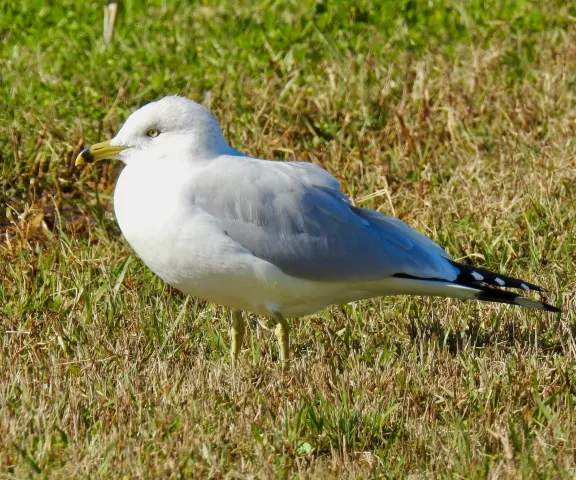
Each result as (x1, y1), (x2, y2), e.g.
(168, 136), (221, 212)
(1, 0), (575, 477)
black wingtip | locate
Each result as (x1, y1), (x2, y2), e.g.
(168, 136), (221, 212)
(391, 269), (560, 313)
(449, 260), (548, 293)
(476, 285), (561, 313)
(544, 304), (562, 313)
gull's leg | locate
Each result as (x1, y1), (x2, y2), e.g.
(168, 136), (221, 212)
(230, 310), (245, 364)
(272, 312), (290, 367)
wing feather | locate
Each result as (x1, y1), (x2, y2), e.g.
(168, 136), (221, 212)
(189, 155), (457, 282)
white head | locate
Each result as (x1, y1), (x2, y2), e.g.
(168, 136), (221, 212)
(76, 96), (235, 166)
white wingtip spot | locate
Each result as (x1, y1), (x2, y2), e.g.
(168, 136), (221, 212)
(495, 278), (506, 286)
(520, 283), (530, 291)
(472, 271), (484, 281)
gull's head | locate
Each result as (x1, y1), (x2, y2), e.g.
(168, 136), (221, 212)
(76, 96), (233, 166)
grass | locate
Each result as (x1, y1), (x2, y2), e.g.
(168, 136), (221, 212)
(1, 0), (575, 477)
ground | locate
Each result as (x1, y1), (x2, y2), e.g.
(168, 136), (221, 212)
(1, 0), (575, 477)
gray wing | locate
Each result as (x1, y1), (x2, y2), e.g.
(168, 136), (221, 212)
(189, 155), (457, 282)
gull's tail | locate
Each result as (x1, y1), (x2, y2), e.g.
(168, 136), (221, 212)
(392, 261), (560, 313)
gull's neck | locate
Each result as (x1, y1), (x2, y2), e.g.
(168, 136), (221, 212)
(184, 115), (241, 160)
(189, 133), (240, 159)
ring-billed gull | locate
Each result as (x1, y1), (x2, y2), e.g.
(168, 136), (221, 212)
(76, 96), (560, 365)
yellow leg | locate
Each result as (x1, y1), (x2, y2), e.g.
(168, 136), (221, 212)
(273, 312), (290, 367)
(230, 310), (245, 364)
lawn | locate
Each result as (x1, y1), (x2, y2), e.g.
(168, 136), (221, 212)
(1, 0), (575, 477)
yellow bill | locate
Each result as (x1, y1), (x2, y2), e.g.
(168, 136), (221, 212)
(75, 140), (128, 166)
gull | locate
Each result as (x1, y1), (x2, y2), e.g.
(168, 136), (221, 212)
(76, 96), (560, 366)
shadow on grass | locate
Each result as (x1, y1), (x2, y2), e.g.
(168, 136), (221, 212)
(407, 317), (567, 355)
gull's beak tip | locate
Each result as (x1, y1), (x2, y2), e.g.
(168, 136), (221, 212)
(75, 148), (90, 167)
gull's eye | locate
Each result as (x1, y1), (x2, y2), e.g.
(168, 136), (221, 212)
(146, 128), (160, 138)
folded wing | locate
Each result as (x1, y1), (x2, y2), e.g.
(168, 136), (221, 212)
(189, 156), (458, 283)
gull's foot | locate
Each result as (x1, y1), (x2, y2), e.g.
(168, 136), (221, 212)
(273, 312), (290, 368)
(230, 310), (245, 365)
